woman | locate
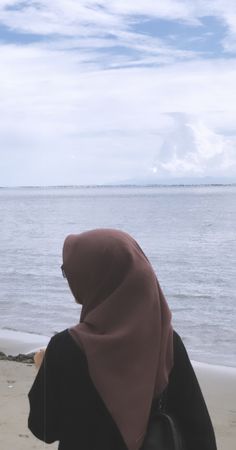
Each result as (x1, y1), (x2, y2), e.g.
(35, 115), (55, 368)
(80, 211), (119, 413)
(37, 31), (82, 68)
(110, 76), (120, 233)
(28, 229), (217, 450)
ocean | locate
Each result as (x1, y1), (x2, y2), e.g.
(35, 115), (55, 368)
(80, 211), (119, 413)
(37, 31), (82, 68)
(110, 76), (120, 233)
(0, 185), (235, 367)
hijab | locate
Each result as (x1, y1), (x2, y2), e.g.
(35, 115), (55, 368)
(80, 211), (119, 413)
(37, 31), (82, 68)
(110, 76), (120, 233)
(62, 229), (173, 450)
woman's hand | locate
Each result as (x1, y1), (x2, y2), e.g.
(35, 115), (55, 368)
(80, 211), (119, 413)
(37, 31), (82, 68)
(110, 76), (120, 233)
(34, 349), (45, 370)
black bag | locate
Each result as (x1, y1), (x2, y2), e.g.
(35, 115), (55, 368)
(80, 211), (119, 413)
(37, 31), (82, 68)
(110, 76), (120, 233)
(140, 390), (185, 450)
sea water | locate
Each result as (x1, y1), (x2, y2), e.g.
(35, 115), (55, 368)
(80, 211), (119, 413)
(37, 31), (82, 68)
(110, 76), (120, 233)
(0, 185), (235, 366)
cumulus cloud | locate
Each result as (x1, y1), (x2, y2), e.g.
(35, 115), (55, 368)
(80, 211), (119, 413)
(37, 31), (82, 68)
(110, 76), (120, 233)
(153, 115), (236, 178)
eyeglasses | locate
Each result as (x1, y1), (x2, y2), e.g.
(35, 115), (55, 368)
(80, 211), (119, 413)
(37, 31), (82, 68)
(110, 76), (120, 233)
(61, 265), (66, 278)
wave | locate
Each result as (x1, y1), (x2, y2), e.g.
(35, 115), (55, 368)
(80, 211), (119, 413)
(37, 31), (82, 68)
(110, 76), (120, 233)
(1, 326), (47, 336)
(172, 294), (213, 300)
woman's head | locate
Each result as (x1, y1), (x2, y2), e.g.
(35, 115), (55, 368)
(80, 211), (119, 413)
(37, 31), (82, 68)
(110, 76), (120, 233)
(62, 228), (157, 320)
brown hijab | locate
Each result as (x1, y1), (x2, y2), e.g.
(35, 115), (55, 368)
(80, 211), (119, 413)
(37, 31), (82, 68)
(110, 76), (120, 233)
(62, 229), (173, 450)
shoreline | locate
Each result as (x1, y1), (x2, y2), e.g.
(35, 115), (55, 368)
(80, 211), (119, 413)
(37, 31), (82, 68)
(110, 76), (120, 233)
(0, 329), (51, 357)
(1, 328), (236, 370)
(1, 327), (236, 369)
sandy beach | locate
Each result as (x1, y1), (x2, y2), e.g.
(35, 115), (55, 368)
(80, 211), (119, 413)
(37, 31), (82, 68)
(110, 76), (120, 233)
(193, 361), (236, 450)
(0, 334), (236, 449)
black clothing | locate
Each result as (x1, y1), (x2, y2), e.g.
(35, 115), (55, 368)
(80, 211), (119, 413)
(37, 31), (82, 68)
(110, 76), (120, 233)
(28, 330), (217, 450)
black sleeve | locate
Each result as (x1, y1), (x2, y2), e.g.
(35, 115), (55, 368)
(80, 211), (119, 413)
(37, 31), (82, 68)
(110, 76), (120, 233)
(28, 337), (60, 444)
(167, 332), (217, 450)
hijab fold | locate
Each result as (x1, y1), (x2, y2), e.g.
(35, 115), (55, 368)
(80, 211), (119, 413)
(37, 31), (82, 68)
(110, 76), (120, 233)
(63, 229), (173, 450)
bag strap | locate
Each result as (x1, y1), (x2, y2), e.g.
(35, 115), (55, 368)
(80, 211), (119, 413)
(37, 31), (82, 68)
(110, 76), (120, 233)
(150, 386), (168, 417)
(159, 387), (168, 412)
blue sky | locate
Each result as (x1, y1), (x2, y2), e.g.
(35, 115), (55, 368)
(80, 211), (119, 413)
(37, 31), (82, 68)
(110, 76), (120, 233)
(0, 1), (236, 185)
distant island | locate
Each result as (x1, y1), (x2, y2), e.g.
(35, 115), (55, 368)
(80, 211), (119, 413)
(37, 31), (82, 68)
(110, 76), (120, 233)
(1, 176), (236, 189)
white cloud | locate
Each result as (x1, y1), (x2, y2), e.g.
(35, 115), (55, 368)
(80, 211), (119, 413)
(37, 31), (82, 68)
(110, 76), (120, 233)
(0, 1), (235, 32)
(0, 1), (236, 184)
(0, 1), (235, 71)
(0, 1), (234, 55)
(0, 1), (231, 32)
(0, 39), (236, 184)
(155, 118), (236, 177)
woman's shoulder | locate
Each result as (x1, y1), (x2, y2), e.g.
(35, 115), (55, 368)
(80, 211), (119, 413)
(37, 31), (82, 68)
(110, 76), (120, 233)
(173, 329), (188, 351)
(172, 330), (192, 369)
(49, 328), (79, 345)
(49, 328), (72, 344)
(46, 328), (87, 366)
(173, 329), (183, 343)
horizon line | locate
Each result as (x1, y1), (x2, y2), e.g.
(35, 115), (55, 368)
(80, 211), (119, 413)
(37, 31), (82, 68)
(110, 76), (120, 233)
(1, 182), (236, 189)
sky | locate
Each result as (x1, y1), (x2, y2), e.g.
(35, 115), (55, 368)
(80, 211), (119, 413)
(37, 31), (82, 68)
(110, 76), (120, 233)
(0, 0), (236, 186)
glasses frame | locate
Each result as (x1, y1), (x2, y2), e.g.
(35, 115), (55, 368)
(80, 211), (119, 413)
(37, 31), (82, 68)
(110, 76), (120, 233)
(61, 265), (66, 278)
